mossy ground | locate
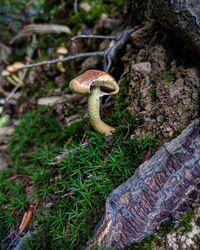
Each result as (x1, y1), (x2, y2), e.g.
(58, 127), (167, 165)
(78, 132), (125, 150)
(0, 74), (157, 249)
(1, 1), (195, 249)
(0, 74), (194, 249)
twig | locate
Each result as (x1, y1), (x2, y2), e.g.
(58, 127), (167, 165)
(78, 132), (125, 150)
(74, 0), (78, 13)
(10, 24), (72, 43)
(3, 85), (19, 105)
(71, 34), (116, 41)
(103, 27), (134, 72)
(123, 125), (131, 140)
(51, 143), (88, 165)
(20, 51), (105, 69)
(37, 93), (86, 106)
(12, 231), (32, 250)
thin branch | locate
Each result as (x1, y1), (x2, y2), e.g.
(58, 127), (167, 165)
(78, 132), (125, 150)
(21, 51), (105, 69)
(71, 34), (116, 41)
(51, 143), (88, 165)
(103, 27), (134, 72)
(37, 93), (85, 106)
(74, 0), (78, 13)
(4, 85), (19, 103)
(10, 24), (72, 43)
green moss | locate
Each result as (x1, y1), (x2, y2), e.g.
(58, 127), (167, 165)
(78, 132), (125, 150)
(147, 86), (157, 98)
(8, 106), (63, 168)
(69, 1), (108, 31)
(0, 115), (9, 128)
(179, 208), (195, 232)
(159, 220), (175, 236)
(160, 71), (175, 83)
(0, 103), (156, 249)
(0, 169), (27, 243)
(68, 0), (126, 32)
(128, 235), (160, 250)
(1, 67), (155, 249)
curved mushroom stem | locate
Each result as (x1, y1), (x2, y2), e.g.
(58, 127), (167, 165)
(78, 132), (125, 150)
(88, 87), (115, 136)
(56, 56), (65, 73)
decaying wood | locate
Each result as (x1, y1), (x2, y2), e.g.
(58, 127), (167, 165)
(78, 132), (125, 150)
(151, 0), (200, 54)
(10, 24), (72, 43)
(86, 119), (200, 249)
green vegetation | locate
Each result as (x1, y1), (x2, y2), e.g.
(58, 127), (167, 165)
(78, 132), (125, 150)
(0, 98), (156, 249)
(160, 71), (175, 83)
(129, 235), (160, 250)
(2, 1), (191, 249)
(68, 0), (125, 32)
(147, 86), (157, 98)
(179, 208), (195, 232)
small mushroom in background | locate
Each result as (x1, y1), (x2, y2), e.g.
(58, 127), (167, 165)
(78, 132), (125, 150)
(1, 70), (17, 85)
(2, 62), (24, 86)
(12, 62), (24, 85)
(70, 69), (119, 136)
(5, 64), (20, 84)
(56, 45), (68, 73)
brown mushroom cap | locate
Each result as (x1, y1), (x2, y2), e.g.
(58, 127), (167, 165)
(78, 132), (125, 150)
(56, 47), (68, 55)
(13, 62), (24, 71)
(69, 70), (119, 95)
(6, 65), (16, 73)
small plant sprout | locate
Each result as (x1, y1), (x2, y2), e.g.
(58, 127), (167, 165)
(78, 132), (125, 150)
(2, 62), (25, 86)
(56, 45), (68, 73)
(70, 69), (119, 136)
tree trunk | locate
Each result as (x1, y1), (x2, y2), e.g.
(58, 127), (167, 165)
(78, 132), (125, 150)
(86, 119), (200, 249)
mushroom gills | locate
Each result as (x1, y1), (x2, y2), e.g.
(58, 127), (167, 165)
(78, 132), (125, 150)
(87, 87), (115, 136)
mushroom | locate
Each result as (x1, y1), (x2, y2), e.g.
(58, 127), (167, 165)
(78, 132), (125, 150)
(6, 65), (20, 84)
(12, 62), (24, 85)
(1, 70), (17, 85)
(56, 45), (68, 73)
(5, 62), (24, 86)
(70, 70), (119, 136)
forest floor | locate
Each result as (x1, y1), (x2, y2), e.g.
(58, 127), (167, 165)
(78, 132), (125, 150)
(0, 1), (199, 249)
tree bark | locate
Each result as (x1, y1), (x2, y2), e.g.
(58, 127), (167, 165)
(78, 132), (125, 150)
(86, 119), (200, 249)
(151, 0), (200, 54)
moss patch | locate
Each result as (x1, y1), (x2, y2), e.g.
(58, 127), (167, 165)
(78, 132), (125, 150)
(160, 71), (175, 82)
(0, 101), (156, 249)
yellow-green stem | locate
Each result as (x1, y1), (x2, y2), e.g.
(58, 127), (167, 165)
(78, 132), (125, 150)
(88, 87), (115, 136)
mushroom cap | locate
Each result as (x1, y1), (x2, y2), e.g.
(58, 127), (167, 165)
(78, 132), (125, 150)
(56, 46), (68, 55)
(69, 70), (119, 95)
(13, 62), (24, 71)
(6, 65), (16, 73)
(1, 70), (10, 77)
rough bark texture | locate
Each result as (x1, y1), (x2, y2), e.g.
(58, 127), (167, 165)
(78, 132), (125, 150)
(86, 119), (200, 250)
(151, 0), (200, 54)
